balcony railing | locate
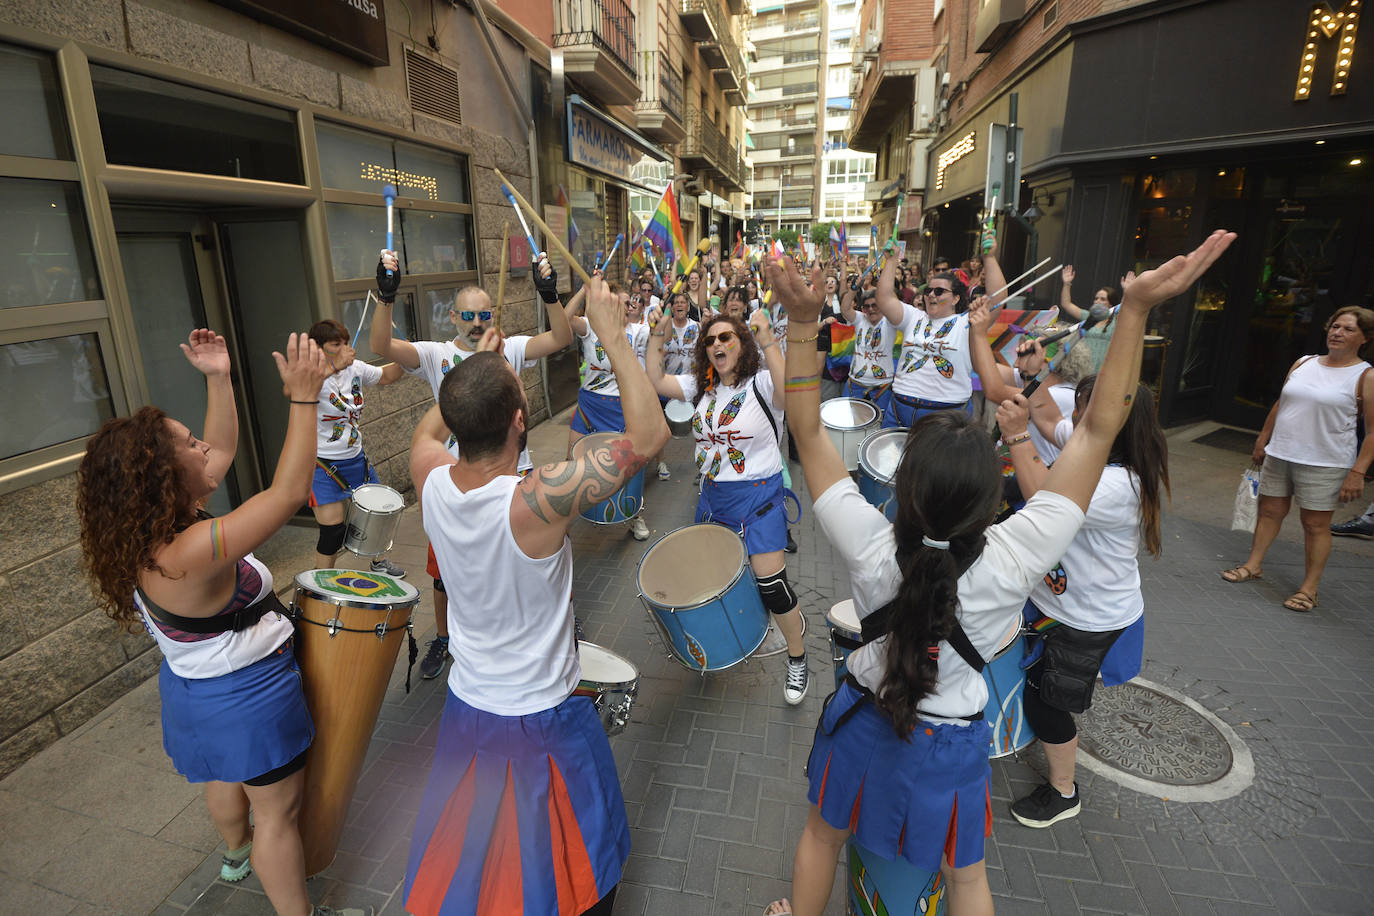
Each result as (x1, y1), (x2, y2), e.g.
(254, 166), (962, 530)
(681, 106), (746, 190)
(634, 50), (683, 124)
(782, 82), (818, 96)
(554, 0), (636, 80)
(707, 30), (747, 92)
(679, 0), (725, 43)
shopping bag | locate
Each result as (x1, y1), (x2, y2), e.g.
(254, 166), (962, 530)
(1231, 465), (1261, 532)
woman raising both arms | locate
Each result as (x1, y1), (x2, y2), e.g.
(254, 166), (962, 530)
(761, 230), (1235, 916)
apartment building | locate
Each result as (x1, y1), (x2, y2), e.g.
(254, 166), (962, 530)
(922, 0), (1372, 429)
(817, 0), (875, 253)
(746, 0), (828, 239)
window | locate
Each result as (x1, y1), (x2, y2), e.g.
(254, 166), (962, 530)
(0, 333), (115, 460)
(0, 178), (101, 308)
(0, 43), (71, 160)
(823, 198), (871, 219)
(825, 157), (873, 184)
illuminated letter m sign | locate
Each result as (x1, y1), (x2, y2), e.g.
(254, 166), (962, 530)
(1295, 1), (1360, 99)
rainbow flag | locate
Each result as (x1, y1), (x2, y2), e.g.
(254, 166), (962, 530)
(838, 222), (848, 257)
(643, 185), (687, 271)
(730, 231), (744, 261)
(554, 185), (579, 250)
(987, 307), (1060, 365)
(629, 212), (647, 269)
(771, 239), (786, 260)
(827, 323), (854, 374)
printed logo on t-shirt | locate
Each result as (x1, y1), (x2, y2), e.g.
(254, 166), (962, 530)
(901, 315), (959, 379)
(1044, 561), (1068, 596)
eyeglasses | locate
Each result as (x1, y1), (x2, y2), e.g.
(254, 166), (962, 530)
(459, 310), (494, 321)
(926, 287), (953, 298)
(703, 331), (737, 346)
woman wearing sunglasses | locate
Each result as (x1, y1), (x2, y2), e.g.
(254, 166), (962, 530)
(644, 307), (811, 705)
(838, 272), (897, 416)
(875, 254), (976, 428)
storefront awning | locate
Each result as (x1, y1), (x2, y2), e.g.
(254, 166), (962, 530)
(566, 95), (672, 195)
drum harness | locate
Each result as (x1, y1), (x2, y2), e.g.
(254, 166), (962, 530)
(137, 586), (290, 635)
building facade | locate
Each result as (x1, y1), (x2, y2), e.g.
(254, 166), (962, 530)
(818, 0), (874, 253)
(746, 0), (828, 238)
(922, 0), (1374, 429)
(0, 0), (748, 775)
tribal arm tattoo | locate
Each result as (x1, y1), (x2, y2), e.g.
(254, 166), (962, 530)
(518, 438), (650, 523)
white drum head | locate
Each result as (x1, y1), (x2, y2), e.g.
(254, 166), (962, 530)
(664, 399), (694, 422)
(821, 398), (878, 431)
(638, 524), (744, 607)
(859, 428), (907, 484)
(352, 484), (404, 512)
(826, 598), (861, 634)
(579, 641), (639, 686)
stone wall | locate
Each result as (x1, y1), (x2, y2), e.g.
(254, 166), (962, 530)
(0, 0), (550, 776)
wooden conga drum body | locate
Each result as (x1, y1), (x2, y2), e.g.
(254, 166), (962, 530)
(292, 569), (418, 875)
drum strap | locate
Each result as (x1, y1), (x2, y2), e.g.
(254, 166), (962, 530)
(751, 377), (779, 444)
(137, 586), (289, 634)
(860, 602), (987, 674)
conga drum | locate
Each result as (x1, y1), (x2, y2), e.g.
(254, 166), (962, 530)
(846, 840), (946, 915)
(292, 568), (419, 874)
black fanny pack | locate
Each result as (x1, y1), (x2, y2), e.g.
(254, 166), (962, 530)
(138, 587), (290, 634)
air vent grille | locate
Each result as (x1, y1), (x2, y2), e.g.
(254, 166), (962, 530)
(405, 48), (461, 124)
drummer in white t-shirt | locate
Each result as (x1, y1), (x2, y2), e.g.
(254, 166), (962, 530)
(761, 233), (1234, 916)
(370, 249), (573, 680)
(305, 319), (405, 574)
(838, 261), (897, 416)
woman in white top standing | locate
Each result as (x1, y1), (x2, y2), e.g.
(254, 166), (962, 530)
(1222, 306), (1374, 612)
(839, 258), (899, 416)
(761, 232), (1234, 916)
(877, 257), (976, 428)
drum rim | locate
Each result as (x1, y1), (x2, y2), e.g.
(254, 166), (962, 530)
(825, 598), (862, 635)
(820, 397), (879, 430)
(858, 427), (908, 482)
(350, 482), (405, 511)
(576, 640), (640, 688)
(293, 569), (420, 606)
(636, 523), (748, 611)
(664, 399), (694, 419)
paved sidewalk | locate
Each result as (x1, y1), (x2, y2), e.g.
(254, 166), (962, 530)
(2, 413), (1372, 915)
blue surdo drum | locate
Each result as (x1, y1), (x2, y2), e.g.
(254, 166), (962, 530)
(858, 427), (907, 521)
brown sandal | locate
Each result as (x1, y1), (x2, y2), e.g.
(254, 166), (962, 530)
(1283, 591), (1318, 612)
(1220, 565), (1262, 583)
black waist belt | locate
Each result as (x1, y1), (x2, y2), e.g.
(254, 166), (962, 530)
(834, 673), (984, 729)
(139, 587), (290, 634)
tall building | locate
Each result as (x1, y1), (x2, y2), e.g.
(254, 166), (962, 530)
(745, 0), (828, 240)
(818, 0), (874, 254)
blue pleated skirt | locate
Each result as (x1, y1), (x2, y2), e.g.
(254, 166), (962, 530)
(807, 681), (992, 872)
(158, 639), (314, 784)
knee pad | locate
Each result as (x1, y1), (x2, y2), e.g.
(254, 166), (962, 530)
(316, 522), (347, 558)
(756, 569), (798, 615)
(1022, 677), (1078, 744)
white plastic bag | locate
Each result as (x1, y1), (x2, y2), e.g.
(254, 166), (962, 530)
(1231, 465), (1261, 532)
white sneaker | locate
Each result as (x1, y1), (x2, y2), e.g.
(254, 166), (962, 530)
(630, 516), (650, 541)
(657, 461), (671, 480)
(784, 655), (809, 705)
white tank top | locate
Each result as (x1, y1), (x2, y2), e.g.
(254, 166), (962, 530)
(135, 553), (293, 679)
(1266, 357), (1371, 469)
(422, 467), (578, 715)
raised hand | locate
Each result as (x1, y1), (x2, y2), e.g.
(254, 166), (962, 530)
(585, 277), (623, 343)
(967, 296), (993, 335)
(273, 333), (331, 401)
(377, 249), (401, 302)
(763, 254), (825, 324)
(1122, 230), (1235, 314)
(476, 327), (506, 353)
(1120, 269), (1137, 292)
(1062, 264), (1076, 285)
(645, 304), (666, 335)
(749, 308), (775, 348)
(996, 394), (1031, 438)
(1014, 339), (1046, 378)
(180, 329), (231, 377)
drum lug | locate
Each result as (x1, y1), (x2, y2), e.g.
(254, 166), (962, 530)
(326, 617), (342, 637)
(374, 622), (388, 640)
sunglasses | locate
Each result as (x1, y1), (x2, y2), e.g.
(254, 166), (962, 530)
(459, 310), (494, 321)
(926, 287), (953, 297)
(703, 331), (737, 346)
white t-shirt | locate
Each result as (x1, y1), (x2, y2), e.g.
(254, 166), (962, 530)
(814, 481), (1085, 723)
(1266, 357), (1371, 468)
(1027, 383), (1077, 465)
(677, 371), (784, 482)
(664, 319), (700, 376)
(316, 361), (383, 460)
(894, 306), (973, 403)
(848, 311), (897, 387)
(578, 323), (650, 397)
(422, 469), (577, 715)
(1029, 466), (1144, 632)
(407, 337), (535, 469)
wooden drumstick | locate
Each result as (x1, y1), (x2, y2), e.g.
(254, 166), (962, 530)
(494, 168), (593, 286)
(495, 220), (508, 332)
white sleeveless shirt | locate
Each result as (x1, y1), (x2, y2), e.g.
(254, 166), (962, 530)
(1266, 357), (1371, 469)
(422, 468), (578, 715)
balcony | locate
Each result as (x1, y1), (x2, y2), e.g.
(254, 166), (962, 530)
(634, 51), (685, 143)
(749, 15), (821, 42)
(681, 107), (747, 191)
(679, 0), (725, 43)
(705, 32), (746, 94)
(554, 0), (638, 106)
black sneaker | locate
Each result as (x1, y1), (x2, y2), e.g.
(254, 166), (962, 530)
(1331, 516), (1374, 539)
(785, 531), (798, 554)
(419, 637), (450, 680)
(1011, 782), (1081, 828)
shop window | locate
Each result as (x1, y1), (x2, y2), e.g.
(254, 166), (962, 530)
(395, 142), (470, 205)
(0, 178), (101, 308)
(317, 122), (471, 205)
(326, 203), (474, 280)
(0, 332), (114, 460)
(424, 287), (463, 342)
(326, 203), (397, 281)
(0, 43), (71, 160)
(90, 66), (302, 184)
(1141, 169), (1197, 200)
(1211, 167), (1245, 199)
(342, 290), (417, 362)
(399, 210), (475, 275)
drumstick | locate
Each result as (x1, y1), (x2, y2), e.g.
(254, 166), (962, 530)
(998, 264), (1064, 307)
(383, 184), (396, 278)
(986, 256), (1051, 300)
(352, 289), (377, 348)
(494, 168), (593, 286)
(670, 237), (717, 295)
(495, 221), (509, 332)
(602, 233), (624, 273)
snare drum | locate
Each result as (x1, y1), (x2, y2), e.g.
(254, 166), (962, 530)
(826, 599), (863, 690)
(821, 398), (881, 472)
(637, 524), (769, 671)
(574, 433), (646, 525)
(291, 569), (419, 874)
(343, 483), (405, 557)
(858, 428), (907, 521)
(664, 399), (695, 438)
(984, 632), (1034, 757)
(573, 641), (640, 735)
(847, 841), (947, 916)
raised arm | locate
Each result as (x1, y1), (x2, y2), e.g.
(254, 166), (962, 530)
(564, 284), (590, 336)
(1058, 264), (1085, 321)
(524, 254), (575, 360)
(1342, 368), (1374, 503)
(998, 395), (1050, 498)
(750, 308), (785, 409)
(966, 298), (1020, 405)
(644, 305), (687, 401)
(767, 255), (849, 498)
(179, 329), (238, 485)
(875, 251), (905, 325)
(1045, 231), (1235, 511)
(981, 245), (1009, 308)
(370, 250), (421, 370)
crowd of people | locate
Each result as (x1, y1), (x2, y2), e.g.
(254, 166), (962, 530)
(70, 215), (1374, 916)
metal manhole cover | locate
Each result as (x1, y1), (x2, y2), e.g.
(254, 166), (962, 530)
(1079, 681), (1233, 786)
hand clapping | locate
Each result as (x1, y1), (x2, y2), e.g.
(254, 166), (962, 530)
(180, 329), (231, 378)
(273, 333), (331, 402)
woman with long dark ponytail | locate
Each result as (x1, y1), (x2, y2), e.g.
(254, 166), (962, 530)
(762, 231), (1234, 916)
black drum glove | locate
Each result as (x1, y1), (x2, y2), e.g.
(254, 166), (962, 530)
(376, 256), (399, 303)
(534, 256), (560, 304)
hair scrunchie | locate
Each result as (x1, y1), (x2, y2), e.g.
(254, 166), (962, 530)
(922, 534), (951, 550)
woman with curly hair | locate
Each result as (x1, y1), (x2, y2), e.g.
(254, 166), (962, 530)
(76, 330), (368, 916)
(763, 231), (1233, 916)
(644, 308), (810, 704)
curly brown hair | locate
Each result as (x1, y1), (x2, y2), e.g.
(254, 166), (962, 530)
(77, 407), (197, 632)
(690, 314), (760, 403)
